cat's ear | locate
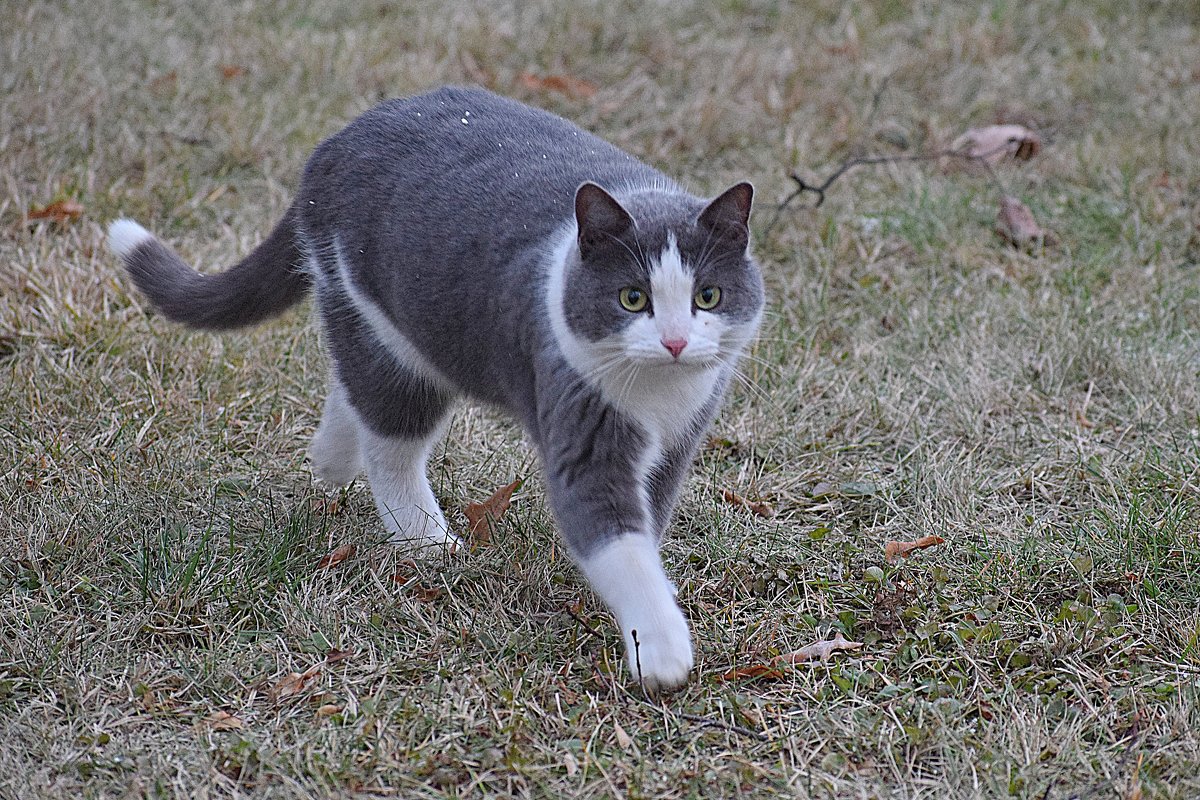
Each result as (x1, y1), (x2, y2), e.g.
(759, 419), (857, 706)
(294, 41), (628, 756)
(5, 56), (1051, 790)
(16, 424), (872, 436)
(698, 182), (754, 250)
(575, 182), (634, 258)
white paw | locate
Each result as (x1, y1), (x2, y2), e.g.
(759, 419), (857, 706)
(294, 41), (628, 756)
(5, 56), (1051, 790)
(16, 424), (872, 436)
(310, 448), (362, 487)
(576, 534), (695, 691)
(380, 504), (460, 553)
(623, 602), (694, 692)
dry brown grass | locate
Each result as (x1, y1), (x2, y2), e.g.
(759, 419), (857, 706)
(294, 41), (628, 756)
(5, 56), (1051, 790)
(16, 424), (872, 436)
(3, 1), (1200, 798)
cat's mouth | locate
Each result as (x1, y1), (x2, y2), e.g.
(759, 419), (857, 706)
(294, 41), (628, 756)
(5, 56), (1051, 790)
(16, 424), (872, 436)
(628, 351), (722, 370)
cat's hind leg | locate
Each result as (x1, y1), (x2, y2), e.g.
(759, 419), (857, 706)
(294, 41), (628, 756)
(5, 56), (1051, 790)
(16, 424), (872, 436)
(323, 327), (458, 550)
(359, 411), (457, 550)
(309, 377), (363, 487)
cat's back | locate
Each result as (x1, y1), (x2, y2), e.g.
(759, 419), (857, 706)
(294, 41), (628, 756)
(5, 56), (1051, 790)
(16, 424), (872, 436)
(303, 86), (663, 226)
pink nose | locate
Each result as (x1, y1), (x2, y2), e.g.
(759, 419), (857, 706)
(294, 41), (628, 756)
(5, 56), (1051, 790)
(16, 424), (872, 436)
(661, 338), (688, 359)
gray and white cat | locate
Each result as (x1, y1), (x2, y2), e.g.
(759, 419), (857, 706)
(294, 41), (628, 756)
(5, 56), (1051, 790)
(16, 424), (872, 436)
(108, 86), (764, 690)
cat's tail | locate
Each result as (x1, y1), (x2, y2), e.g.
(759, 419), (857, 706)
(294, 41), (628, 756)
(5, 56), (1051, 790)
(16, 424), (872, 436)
(106, 207), (309, 330)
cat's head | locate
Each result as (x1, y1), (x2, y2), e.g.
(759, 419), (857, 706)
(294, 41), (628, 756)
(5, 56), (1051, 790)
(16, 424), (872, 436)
(557, 182), (764, 374)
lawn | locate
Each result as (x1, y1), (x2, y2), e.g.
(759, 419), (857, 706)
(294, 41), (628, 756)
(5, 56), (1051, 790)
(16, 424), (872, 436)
(2, 1), (1199, 797)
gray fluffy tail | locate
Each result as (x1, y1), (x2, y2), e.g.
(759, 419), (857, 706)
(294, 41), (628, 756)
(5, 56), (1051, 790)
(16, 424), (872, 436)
(107, 207), (309, 330)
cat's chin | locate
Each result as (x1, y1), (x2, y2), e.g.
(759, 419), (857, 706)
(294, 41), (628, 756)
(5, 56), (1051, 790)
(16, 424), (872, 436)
(640, 356), (722, 371)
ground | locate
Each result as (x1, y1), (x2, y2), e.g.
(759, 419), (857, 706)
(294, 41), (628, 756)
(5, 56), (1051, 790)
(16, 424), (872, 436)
(2, 1), (1199, 798)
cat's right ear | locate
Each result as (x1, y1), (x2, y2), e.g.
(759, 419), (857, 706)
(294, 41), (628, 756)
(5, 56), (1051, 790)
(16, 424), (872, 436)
(575, 182), (634, 259)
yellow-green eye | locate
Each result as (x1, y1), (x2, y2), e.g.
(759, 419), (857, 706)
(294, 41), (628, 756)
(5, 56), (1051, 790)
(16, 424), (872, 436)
(619, 287), (648, 312)
(694, 286), (721, 310)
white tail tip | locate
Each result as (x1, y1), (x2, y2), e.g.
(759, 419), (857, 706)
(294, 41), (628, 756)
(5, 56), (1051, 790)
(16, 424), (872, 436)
(107, 219), (154, 259)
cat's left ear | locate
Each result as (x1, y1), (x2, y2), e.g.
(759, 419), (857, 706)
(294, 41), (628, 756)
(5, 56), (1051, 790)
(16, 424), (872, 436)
(698, 182), (754, 250)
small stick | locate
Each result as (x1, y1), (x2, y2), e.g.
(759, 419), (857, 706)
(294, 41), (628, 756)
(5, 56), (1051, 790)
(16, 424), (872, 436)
(761, 143), (1009, 239)
(561, 601), (605, 641)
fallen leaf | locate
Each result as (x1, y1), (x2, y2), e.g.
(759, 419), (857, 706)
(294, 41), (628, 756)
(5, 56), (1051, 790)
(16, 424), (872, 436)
(220, 64), (247, 80)
(324, 648), (353, 664)
(717, 663), (787, 682)
(202, 711), (244, 731)
(718, 633), (863, 682)
(771, 632), (863, 665)
(613, 720), (633, 751)
(270, 665), (322, 702)
(721, 488), (774, 518)
(563, 751), (579, 778)
(411, 583), (442, 602)
(316, 543), (356, 569)
(27, 198), (84, 223)
(951, 124), (1042, 164)
(995, 195), (1051, 248)
(518, 72), (598, 99)
(463, 479), (521, 544)
(309, 495), (343, 515)
(884, 535), (945, 563)
(810, 481), (836, 498)
(315, 703), (342, 717)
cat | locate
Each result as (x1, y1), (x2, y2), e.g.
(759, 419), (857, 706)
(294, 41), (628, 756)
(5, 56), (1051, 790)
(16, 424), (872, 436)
(107, 86), (765, 691)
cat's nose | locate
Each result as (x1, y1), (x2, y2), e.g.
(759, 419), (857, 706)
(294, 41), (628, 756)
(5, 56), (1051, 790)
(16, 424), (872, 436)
(661, 338), (688, 359)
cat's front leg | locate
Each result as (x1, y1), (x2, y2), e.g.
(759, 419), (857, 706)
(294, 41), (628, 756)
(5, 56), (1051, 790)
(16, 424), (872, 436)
(576, 533), (694, 691)
(538, 389), (694, 689)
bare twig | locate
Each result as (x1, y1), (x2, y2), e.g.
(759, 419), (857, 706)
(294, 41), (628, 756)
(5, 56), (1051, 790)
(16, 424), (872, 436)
(864, 74), (892, 130)
(561, 601), (605, 641)
(761, 142), (1011, 239)
(632, 628), (646, 696)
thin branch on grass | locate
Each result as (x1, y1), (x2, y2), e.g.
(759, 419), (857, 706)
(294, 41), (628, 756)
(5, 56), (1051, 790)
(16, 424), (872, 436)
(561, 601), (605, 641)
(863, 74), (892, 130)
(632, 628), (647, 697)
(761, 141), (1010, 239)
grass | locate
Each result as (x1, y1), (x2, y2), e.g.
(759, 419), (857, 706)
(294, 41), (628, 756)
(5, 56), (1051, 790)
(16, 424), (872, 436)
(2, 0), (1200, 797)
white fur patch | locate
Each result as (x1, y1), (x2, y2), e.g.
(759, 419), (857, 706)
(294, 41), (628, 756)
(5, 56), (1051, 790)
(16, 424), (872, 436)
(648, 235), (693, 345)
(107, 219), (154, 260)
(577, 534), (693, 691)
(329, 238), (455, 392)
(360, 420), (459, 551)
(309, 376), (362, 487)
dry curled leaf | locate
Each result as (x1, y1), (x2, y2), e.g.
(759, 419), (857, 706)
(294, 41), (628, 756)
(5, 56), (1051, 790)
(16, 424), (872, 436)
(718, 633), (863, 682)
(518, 72), (598, 99)
(411, 583), (442, 602)
(27, 198), (84, 223)
(271, 665), (322, 702)
(995, 196), (1052, 248)
(721, 488), (774, 518)
(884, 534), (945, 563)
(315, 703), (342, 717)
(772, 632), (863, 665)
(613, 720), (633, 751)
(951, 124), (1042, 164)
(464, 479), (521, 544)
(201, 711), (245, 731)
(316, 543), (355, 569)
